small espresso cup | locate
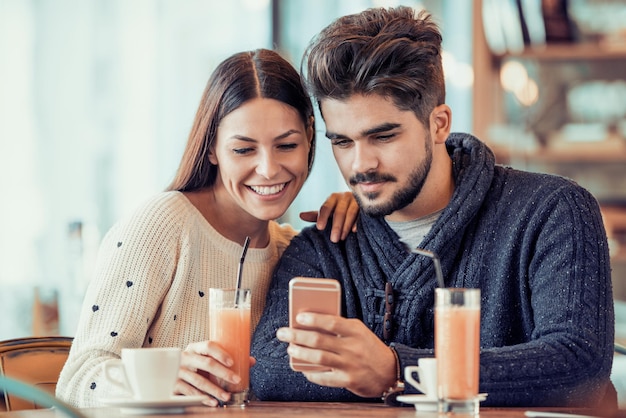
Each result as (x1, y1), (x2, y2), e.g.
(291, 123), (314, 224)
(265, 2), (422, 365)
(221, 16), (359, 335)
(404, 357), (437, 399)
(102, 347), (181, 400)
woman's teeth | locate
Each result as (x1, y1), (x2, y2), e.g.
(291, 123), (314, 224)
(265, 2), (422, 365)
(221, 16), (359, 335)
(249, 183), (286, 195)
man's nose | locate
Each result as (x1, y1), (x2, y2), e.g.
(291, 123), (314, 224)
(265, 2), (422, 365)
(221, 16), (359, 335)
(352, 143), (378, 173)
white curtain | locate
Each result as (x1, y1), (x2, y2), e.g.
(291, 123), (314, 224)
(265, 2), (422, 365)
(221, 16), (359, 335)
(0, 0), (271, 338)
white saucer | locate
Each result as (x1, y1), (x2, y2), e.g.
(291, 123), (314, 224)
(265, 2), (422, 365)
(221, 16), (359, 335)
(99, 395), (210, 415)
(396, 393), (488, 412)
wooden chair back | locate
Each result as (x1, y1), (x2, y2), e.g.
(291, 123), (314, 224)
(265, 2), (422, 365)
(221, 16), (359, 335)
(0, 336), (72, 411)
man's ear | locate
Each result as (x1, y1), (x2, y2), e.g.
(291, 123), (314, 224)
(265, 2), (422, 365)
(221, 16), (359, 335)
(431, 104), (452, 143)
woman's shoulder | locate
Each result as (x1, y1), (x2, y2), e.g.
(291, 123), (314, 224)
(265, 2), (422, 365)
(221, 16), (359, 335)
(121, 191), (196, 224)
(269, 221), (298, 255)
(136, 190), (190, 212)
(105, 191), (197, 243)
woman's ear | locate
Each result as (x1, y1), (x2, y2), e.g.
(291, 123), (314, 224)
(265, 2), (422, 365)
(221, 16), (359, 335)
(208, 147), (218, 165)
(307, 115), (315, 145)
(431, 104), (452, 143)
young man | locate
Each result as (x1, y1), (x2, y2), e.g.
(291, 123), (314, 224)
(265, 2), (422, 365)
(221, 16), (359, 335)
(250, 7), (615, 408)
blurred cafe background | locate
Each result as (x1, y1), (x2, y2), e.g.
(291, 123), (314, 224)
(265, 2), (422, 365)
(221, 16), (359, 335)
(0, 0), (625, 398)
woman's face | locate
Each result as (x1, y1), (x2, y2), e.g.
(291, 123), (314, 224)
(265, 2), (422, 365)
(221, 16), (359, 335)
(209, 97), (312, 222)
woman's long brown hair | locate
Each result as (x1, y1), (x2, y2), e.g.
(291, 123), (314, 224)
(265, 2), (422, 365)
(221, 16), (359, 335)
(167, 49), (315, 192)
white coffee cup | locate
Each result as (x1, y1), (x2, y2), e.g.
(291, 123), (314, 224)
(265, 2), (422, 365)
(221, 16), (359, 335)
(102, 347), (181, 400)
(404, 357), (437, 399)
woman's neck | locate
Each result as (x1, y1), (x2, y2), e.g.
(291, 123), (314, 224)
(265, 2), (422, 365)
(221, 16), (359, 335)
(183, 187), (271, 248)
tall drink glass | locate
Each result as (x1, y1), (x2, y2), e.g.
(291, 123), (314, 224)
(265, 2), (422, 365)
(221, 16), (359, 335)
(209, 288), (251, 407)
(435, 288), (480, 415)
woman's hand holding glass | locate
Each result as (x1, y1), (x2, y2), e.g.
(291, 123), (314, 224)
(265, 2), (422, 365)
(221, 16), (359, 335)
(175, 341), (255, 406)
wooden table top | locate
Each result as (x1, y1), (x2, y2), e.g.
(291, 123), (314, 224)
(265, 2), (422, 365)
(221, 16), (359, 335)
(0, 402), (606, 418)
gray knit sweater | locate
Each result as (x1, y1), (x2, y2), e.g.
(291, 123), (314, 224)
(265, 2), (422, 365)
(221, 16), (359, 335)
(250, 133), (615, 408)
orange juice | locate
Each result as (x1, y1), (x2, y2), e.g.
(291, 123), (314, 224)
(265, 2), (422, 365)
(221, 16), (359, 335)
(209, 305), (251, 392)
(435, 304), (480, 399)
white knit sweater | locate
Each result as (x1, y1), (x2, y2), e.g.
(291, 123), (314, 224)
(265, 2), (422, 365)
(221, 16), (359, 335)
(56, 191), (296, 407)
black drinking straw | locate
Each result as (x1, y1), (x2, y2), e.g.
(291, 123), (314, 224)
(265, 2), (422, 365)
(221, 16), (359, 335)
(235, 236), (251, 305)
(414, 248), (445, 288)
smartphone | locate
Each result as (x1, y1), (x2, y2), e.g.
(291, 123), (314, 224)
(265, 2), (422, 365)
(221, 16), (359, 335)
(288, 277), (341, 372)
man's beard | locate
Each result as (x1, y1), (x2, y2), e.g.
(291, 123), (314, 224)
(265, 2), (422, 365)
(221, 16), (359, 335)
(349, 137), (432, 218)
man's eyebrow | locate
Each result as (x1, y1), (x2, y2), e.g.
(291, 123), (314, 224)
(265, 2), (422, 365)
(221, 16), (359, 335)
(326, 122), (401, 140)
(363, 122), (401, 136)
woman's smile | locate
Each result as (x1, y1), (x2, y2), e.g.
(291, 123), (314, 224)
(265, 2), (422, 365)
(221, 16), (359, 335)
(248, 181), (289, 196)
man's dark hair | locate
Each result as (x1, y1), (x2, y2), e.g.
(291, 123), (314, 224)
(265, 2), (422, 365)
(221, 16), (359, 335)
(303, 6), (445, 127)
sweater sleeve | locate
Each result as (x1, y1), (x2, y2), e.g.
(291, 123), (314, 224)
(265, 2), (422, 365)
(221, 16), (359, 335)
(56, 194), (182, 407)
(475, 181), (614, 407)
(250, 229), (363, 402)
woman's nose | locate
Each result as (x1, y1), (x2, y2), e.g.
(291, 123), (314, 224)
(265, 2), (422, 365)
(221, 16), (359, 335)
(255, 152), (281, 179)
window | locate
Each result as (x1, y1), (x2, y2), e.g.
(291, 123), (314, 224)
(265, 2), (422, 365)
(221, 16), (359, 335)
(0, 0), (472, 338)
(0, 0), (272, 338)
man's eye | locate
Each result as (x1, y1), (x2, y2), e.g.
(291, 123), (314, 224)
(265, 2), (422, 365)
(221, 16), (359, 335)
(331, 139), (351, 147)
(376, 134), (395, 142)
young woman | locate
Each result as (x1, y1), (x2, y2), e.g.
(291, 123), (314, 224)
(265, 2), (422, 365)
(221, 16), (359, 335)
(56, 49), (358, 407)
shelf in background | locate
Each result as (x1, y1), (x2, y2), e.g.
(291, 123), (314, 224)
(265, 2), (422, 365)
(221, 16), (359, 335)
(603, 205), (626, 263)
(490, 141), (626, 164)
(498, 42), (626, 61)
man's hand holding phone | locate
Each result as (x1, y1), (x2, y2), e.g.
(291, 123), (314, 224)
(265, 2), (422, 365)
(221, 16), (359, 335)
(279, 277), (397, 398)
(287, 277), (341, 372)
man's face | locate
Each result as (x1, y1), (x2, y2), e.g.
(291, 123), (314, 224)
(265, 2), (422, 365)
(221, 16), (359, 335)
(320, 94), (433, 219)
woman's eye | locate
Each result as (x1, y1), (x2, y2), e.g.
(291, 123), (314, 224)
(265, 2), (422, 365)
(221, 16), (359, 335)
(277, 143), (298, 151)
(233, 147), (253, 155)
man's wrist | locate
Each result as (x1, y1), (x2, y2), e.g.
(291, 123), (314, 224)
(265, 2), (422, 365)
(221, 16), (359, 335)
(381, 345), (404, 406)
